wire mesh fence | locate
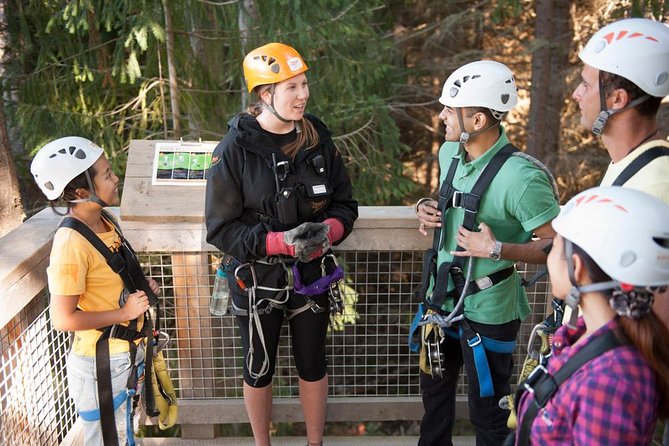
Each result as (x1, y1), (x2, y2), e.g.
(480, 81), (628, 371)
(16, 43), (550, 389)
(0, 249), (552, 443)
(151, 250), (552, 401)
(0, 293), (76, 446)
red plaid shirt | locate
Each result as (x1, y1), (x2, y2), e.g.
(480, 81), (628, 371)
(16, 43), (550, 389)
(516, 317), (658, 445)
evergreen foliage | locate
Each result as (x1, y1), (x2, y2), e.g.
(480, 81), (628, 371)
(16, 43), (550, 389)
(4, 0), (415, 205)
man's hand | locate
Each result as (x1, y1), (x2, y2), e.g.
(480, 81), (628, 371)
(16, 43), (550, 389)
(452, 222), (497, 259)
(416, 199), (441, 236)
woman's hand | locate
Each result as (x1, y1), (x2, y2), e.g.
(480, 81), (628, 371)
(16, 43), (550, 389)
(123, 291), (151, 320)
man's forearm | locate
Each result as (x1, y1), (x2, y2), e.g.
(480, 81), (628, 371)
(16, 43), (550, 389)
(501, 238), (553, 265)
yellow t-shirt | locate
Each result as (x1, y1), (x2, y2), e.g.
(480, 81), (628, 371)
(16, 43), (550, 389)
(47, 219), (143, 356)
(600, 139), (669, 204)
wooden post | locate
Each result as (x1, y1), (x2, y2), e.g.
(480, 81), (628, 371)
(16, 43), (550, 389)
(171, 252), (216, 439)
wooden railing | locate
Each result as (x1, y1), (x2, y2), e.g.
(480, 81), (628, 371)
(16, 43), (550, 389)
(0, 206), (552, 443)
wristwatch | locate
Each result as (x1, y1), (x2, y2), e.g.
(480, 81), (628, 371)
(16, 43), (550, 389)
(489, 240), (503, 261)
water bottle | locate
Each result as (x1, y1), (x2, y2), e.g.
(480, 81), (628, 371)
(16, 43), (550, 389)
(210, 265), (230, 316)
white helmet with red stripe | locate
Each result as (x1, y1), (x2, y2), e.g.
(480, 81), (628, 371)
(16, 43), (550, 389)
(579, 18), (669, 97)
(552, 186), (669, 287)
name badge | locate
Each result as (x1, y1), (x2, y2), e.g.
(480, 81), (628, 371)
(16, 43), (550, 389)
(312, 184), (327, 195)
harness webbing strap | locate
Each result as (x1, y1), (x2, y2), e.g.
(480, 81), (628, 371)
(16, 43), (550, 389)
(428, 144), (519, 310)
(59, 213), (159, 445)
(611, 146), (669, 186)
(443, 321), (516, 398)
(515, 329), (622, 445)
(79, 390), (128, 421)
(292, 264), (344, 296)
(95, 328), (119, 445)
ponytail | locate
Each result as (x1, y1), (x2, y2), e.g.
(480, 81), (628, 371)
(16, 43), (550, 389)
(619, 314), (669, 418)
(572, 243), (669, 418)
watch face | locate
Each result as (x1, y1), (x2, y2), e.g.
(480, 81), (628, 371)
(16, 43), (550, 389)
(490, 252), (500, 261)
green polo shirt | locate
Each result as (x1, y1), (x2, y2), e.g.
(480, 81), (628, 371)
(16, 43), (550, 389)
(430, 127), (560, 324)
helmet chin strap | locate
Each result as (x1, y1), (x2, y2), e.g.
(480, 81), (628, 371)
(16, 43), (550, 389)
(455, 108), (500, 151)
(563, 239), (619, 328)
(263, 84), (293, 124)
(591, 70), (651, 136)
(68, 169), (109, 207)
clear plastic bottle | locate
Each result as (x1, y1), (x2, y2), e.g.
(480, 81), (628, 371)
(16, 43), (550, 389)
(209, 265), (230, 316)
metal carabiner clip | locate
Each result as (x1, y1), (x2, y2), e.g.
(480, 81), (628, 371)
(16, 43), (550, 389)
(321, 254), (344, 315)
(234, 262), (257, 292)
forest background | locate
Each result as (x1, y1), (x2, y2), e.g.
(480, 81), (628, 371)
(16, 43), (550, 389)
(1, 0), (668, 237)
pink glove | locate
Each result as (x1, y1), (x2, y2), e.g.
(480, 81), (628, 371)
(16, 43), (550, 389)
(323, 218), (345, 245)
(265, 222), (330, 262)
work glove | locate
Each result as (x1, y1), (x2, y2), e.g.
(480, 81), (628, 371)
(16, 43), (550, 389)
(322, 217), (345, 245)
(151, 350), (178, 430)
(266, 221), (330, 262)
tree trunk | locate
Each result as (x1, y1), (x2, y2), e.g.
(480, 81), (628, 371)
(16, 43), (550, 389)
(238, 0), (257, 110)
(526, 0), (572, 165)
(0, 0), (24, 237)
(0, 106), (24, 237)
(162, 0), (181, 137)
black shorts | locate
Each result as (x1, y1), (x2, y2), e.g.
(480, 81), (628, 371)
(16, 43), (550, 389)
(232, 290), (330, 387)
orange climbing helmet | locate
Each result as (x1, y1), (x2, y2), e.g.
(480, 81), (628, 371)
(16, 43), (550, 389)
(243, 42), (309, 92)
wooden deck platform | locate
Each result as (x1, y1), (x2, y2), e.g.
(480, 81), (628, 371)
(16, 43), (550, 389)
(142, 436), (476, 445)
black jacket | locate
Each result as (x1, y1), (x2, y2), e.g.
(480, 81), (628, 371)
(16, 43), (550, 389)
(205, 113), (358, 294)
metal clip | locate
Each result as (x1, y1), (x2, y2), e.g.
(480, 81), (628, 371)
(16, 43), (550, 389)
(426, 328), (444, 379)
(322, 254), (344, 315)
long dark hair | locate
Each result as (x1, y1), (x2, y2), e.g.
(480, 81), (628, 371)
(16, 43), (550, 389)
(248, 84), (320, 159)
(49, 166), (98, 216)
(573, 243), (669, 418)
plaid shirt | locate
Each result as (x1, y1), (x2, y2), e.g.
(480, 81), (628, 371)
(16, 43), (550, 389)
(516, 317), (658, 445)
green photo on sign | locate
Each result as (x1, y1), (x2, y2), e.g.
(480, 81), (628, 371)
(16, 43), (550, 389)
(152, 142), (216, 185)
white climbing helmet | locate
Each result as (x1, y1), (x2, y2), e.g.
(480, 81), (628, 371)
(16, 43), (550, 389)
(30, 136), (104, 200)
(552, 186), (669, 287)
(579, 18), (669, 97)
(439, 60), (518, 120)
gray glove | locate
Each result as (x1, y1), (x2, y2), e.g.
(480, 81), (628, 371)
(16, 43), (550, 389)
(266, 222), (331, 262)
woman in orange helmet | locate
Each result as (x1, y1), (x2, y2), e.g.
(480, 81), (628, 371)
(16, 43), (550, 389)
(205, 43), (358, 446)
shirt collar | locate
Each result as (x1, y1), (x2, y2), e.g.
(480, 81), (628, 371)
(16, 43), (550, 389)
(552, 316), (619, 358)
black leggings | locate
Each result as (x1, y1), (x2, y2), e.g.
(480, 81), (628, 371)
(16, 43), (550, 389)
(233, 290), (330, 387)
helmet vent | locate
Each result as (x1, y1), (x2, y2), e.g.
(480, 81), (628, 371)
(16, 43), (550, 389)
(653, 237), (669, 248)
(449, 87), (459, 98)
(49, 153), (57, 158)
(74, 148), (87, 159)
(472, 75), (481, 80)
(656, 72), (668, 86)
(454, 80), (461, 88)
(58, 148), (67, 154)
(463, 75), (470, 83)
(44, 181), (54, 191)
(500, 94), (510, 104)
(619, 251), (637, 267)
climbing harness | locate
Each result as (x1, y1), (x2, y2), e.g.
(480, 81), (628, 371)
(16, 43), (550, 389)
(60, 210), (164, 445)
(611, 145), (669, 186)
(499, 298), (564, 428)
(410, 144), (520, 393)
(505, 329), (624, 446)
(409, 143), (559, 397)
(230, 253), (346, 383)
(292, 254), (345, 317)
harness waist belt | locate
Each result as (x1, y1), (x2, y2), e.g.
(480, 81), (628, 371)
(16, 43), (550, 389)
(456, 266), (515, 298)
